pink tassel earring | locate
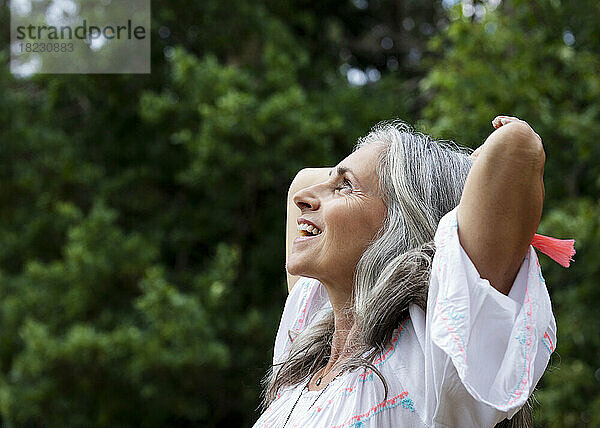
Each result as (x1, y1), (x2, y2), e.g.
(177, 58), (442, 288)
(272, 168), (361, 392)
(531, 233), (576, 267)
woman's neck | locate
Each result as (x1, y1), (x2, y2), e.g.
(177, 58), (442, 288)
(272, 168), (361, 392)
(330, 313), (357, 362)
(320, 277), (358, 363)
(307, 281), (357, 390)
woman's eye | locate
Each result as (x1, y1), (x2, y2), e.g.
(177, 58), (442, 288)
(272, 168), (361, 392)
(335, 178), (352, 192)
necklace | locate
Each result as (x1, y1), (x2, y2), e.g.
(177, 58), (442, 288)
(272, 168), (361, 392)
(281, 368), (340, 428)
(315, 363), (336, 387)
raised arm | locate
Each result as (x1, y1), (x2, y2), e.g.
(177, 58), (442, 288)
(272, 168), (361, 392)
(286, 167), (331, 292)
(457, 116), (546, 295)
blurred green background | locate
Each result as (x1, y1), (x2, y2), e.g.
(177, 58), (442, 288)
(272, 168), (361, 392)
(0, 0), (598, 426)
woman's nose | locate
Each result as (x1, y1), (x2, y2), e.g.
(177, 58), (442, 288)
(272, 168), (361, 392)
(293, 185), (321, 211)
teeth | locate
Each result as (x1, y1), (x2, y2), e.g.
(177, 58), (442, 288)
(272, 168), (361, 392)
(297, 222), (322, 236)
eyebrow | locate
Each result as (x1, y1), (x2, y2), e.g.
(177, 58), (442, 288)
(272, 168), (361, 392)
(329, 166), (362, 187)
(329, 166), (352, 177)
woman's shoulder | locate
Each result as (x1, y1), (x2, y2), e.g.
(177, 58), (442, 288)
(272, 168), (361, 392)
(273, 277), (331, 364)
(288, 277), (331, 324)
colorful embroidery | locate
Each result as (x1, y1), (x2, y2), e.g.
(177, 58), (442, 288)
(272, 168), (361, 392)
(536, 257), (546, 283)
(373, 321), (407, 365)
(358, 319), (409, 382)
(542, 331), (554, 354)
(342, 385), (359, 396)
(434, 296), (468, 366)
(358, 372), (374, 383)
(505, 275), (533, 408)
(331, 391), (414, 428)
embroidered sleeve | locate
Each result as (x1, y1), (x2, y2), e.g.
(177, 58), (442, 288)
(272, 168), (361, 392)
(421, 205), (556, 425)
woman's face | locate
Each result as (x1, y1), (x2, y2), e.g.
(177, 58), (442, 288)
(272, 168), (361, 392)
(287, 144), (387, 292)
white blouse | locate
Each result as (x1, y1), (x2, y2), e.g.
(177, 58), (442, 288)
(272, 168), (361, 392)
(254, 206), (557, 427)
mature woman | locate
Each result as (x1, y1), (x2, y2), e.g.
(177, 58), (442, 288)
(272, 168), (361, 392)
(254, 116), (557, 427)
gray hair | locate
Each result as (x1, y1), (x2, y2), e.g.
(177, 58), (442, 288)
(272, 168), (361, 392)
(261, 120), (532, 427)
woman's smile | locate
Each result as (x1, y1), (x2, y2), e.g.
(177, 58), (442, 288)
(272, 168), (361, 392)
(294, 217), (323, 244)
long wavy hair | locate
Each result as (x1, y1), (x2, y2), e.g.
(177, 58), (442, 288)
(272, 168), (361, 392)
(261, 120), (533, 427)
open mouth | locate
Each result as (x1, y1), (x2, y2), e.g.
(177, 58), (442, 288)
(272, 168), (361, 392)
(297, 222), (322, 237)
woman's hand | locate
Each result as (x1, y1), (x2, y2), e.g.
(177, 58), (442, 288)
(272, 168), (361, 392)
(470, 115), (542, 161)
(491, 115), (542, 138)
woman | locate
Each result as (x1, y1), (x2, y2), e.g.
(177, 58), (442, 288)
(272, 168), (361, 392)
(255, 116), (557, 427)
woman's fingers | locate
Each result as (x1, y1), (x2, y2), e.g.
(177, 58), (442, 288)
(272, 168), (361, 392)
(473, 116), (523, 162)
(477, 115), (544, 163)
(492, 115), (523, 129)
(491, 115), (542, 143)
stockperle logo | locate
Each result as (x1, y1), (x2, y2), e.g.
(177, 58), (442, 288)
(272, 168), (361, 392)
(10, 0), (150, 75)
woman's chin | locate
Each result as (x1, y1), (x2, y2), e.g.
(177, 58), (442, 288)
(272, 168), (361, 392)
(286, 263), (302, 277)
(286, 257), (310, 277)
